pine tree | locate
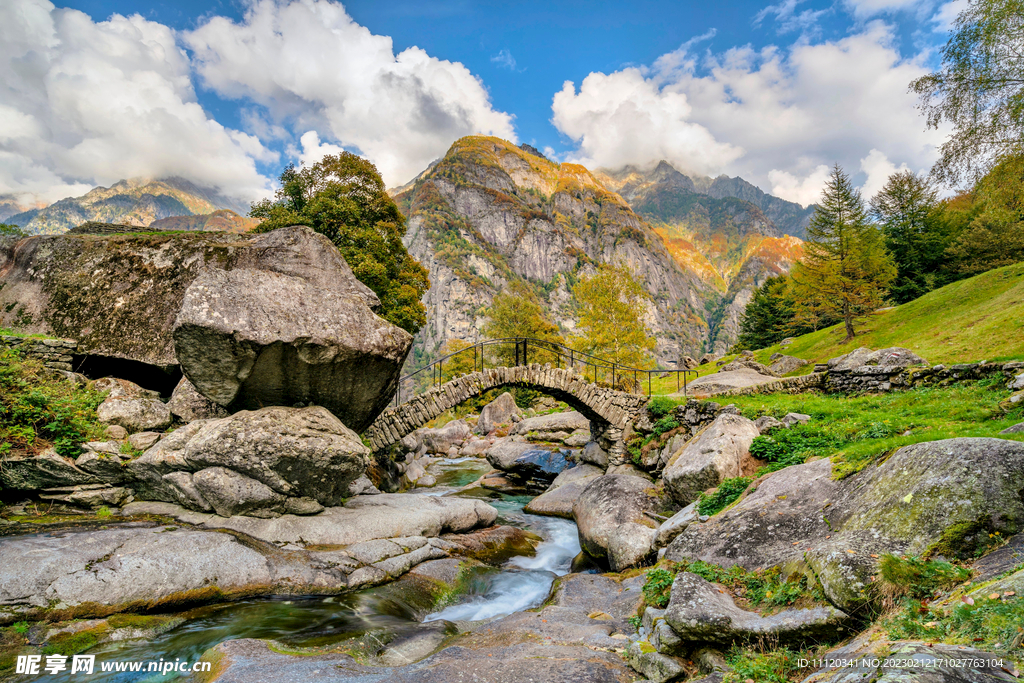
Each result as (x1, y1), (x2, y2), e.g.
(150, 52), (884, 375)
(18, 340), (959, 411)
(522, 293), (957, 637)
(792, 165), (896, 341)
(572, 263), (656, 370)
(869, 171), (945, 303)
(733, 276), (796, 351)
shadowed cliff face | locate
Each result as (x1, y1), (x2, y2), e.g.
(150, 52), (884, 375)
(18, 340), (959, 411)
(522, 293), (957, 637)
(395, 137), (714, 366)
(396, 138), (805, 362)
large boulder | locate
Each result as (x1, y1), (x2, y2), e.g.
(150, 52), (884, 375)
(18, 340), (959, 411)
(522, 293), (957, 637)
(0, 448), (102, 490)
(167, 376), (229, 422)
(663, 413), (761, 506)
(124, 494), (498, 547)
(524, 463), (604, 518)
(128, 406), (369, 508)
(718, 357), (779, 377)
(418, 420), (472, 454)
(192, 467), (286, 517)
(827, 347), (926, 371)
(0, 226), (377, 368)
(663, 572), (851, 645)
(686, 369), (776, 395)
(96, 396), (172, 433)
(667, 438), (1024, 613)
(173, 265), (411, 433)
(476, 392), (522, 434)
(573, 474), (660, 571)
(768, 354), (810, 375)
(511, 410), (590, 441)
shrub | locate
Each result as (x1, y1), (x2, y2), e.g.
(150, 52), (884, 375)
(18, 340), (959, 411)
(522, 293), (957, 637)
(642, 568), (676, 608)
(749, 424), (843, 474)
(0, 348), (106, 458)
(884, 595), (1024, 661)
(647, 396), (676, 419)
(697, 477), (752, 516)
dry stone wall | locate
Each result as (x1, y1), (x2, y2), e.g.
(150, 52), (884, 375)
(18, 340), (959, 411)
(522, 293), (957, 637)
(0, 335), (77, 371)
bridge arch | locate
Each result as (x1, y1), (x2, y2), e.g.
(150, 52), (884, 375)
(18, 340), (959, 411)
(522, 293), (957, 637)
(364, 364), (651, 457)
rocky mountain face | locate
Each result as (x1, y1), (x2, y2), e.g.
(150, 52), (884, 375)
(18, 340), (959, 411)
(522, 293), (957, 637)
(597, 161), (804, 354)
(6, 178), (250, 235)
(395, 137), (714, 367)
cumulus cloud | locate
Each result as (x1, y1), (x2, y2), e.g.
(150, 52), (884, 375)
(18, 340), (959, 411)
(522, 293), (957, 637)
(768, 165), (831, 207)
(551, 69), (743, 177)
(859, 148), (911, 199)
(185, 0), (516, 186)
(0, 0), (274, 207)
(551, 21), (947, 205)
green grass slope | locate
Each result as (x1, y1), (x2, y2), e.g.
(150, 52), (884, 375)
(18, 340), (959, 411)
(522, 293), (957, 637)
(766, 261), (1024, 367)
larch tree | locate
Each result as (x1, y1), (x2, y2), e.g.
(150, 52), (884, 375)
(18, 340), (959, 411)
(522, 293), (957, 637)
(572, 263), (656, 371)
(792, 166), (896, 341)
(481, 281), (563, 366)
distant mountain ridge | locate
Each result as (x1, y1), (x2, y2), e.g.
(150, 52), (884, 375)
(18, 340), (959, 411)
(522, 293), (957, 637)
(6, 178), (251, 235)
(595, 160), (805, 353)
(394, 136), (807, 362)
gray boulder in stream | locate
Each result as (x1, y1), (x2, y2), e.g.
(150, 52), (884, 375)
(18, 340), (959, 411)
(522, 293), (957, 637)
(573, 474), (660, 571)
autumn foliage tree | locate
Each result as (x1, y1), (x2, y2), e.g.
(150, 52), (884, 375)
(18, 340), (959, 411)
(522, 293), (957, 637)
(250, 153), (429, 334)
(481, 281), (563, 366)
(792, 166), (896, 341)
(572, 263), (656, 370)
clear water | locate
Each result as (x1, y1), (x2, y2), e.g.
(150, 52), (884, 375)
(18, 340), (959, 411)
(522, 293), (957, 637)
(20, 455), (580, 682)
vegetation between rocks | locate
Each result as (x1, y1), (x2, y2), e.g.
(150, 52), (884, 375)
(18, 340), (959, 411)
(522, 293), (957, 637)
(0, 348), (107, 458)
(696, 477), (753, 517)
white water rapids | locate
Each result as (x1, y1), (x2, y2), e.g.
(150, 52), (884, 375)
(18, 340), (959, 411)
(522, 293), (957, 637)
(424, 511), (581, 622)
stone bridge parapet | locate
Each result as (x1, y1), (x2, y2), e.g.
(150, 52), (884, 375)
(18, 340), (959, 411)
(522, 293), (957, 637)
(365, 364), (651, 456)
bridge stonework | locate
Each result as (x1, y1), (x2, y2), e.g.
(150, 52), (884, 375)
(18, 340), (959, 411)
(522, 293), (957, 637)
(365, 364), (651, 459)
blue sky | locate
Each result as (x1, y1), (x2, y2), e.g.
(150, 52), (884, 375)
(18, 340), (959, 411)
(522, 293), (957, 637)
(1, 0), (963, 209)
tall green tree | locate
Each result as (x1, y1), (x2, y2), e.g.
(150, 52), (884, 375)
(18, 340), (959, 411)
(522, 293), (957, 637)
(733, 276), (797, 351)
(792, 166), (896, 341)
(251, 153), (429, 334)
(869, 171), (950, 303)
(572, 263), (656, 370)
(910, 0), (1024, 185)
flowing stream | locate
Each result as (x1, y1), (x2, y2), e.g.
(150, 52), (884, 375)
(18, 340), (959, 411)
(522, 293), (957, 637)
(30, 456), (580, 682)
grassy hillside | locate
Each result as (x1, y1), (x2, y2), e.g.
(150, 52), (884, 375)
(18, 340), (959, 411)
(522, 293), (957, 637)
(764, 261), (1024, 367)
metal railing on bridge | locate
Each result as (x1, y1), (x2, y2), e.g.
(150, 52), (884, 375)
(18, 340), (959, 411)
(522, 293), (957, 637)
(393, 337), (697, 407)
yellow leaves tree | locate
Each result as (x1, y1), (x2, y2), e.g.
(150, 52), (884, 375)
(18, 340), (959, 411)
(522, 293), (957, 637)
(791, 166), (896, 341)
(571, 263), (656, 371)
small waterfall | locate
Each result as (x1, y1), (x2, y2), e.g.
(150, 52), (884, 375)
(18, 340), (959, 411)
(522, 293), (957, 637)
(424, 513), (581, 623)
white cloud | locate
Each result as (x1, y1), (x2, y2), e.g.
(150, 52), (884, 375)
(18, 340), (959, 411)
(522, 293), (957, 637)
(185, 0), (516, 186)
(755, 0), (828, 34)
(0, 0), (274, 207)
(931, 0), (967, 31)
(492, 49), (517, 70)
(551, 21), (947, 205)
(859, 148), (910, 199)
(551, 69), (744, 177)
(843, 0), (925, 18)
(298, 130), (347, 167)
(768, 164), (831, 206)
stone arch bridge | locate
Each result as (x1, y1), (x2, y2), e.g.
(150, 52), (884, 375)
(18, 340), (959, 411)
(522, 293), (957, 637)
(364, 364), (652, 459)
